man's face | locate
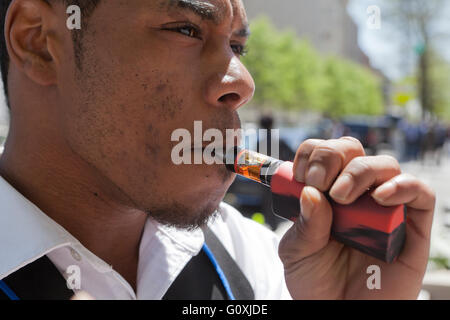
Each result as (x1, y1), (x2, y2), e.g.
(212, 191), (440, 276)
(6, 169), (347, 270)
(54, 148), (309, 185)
(57, 0), (255, 228)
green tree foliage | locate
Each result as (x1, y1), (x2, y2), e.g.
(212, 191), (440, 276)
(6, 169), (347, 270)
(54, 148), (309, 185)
(429, 53), (450, 121)
(394, 52), (450, 121)
(242, 17), (384, 116)
(323, 58), (384, 117)
(376, 0), (446, 118)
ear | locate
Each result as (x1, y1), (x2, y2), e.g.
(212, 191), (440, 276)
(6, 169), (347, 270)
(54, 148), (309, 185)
(5, 0), (61, 86)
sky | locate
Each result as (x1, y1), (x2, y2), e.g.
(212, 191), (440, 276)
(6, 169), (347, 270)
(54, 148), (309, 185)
(347, 0), (450, 80)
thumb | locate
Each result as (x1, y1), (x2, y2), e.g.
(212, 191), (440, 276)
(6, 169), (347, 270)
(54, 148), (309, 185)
(279, 186), (333, 262)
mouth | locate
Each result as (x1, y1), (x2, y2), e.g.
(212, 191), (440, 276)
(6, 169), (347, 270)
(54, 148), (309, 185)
(188, 144), (240, 169)
(190, 144), (239, 155)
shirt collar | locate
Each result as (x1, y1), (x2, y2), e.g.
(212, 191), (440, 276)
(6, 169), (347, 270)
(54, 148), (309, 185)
(0, 175), (121, 278)
(0, 176), (78, 278)
(0, 175), (206, 282)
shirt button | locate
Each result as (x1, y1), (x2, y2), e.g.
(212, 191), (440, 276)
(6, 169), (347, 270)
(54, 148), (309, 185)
(69, 247), (82, 262)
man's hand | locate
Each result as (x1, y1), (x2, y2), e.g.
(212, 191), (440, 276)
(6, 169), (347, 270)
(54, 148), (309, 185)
(278, 137), (436, 299)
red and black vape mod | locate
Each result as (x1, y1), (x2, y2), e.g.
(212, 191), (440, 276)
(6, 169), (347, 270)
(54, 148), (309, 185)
(220, 147), (406, 263)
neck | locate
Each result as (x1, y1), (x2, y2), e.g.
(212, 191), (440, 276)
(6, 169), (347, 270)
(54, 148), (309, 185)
(0, 123), (147, 291)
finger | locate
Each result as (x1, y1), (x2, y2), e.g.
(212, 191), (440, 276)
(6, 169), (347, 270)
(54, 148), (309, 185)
(301, 137), (365, 192)
(278, 186), (333, 263)
(293, 139), (324, 183)
(371, 173), (435, 240)
(329, 155), (401, 204)
(370, 174), (435, 272)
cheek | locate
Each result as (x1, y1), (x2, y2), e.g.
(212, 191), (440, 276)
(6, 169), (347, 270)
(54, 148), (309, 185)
(74, 77), (188, 185)
(61, 43), (210, 198)
(143, 78), (185, 122)
(139, 74), (204, 164)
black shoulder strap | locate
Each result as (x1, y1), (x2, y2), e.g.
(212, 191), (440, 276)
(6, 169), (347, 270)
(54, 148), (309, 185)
(203, 227), (254, 300)
(162, 227), (254, 300)
(0, 255), (73, 300)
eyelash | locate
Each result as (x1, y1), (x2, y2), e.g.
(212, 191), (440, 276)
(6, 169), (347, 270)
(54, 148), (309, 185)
(165, 24), (202, 39)
(163, 23), (248, 57)
(231, 44), (248, 57)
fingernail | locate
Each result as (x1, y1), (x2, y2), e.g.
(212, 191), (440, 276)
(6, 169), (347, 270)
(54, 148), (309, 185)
(329, 175), (353, 201)
(372, 181), (395, 201)
(295, 156), (309, 182)
(306, 164), (326, 188)
(300, 187), (316, 220)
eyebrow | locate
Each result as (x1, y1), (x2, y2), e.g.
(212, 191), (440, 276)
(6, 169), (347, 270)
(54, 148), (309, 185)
(169, 0), (222, 24)
(234, 26), (251, 38)
(168, 0), (251, 38)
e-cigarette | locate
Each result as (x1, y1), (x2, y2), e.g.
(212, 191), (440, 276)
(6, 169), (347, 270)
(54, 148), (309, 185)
(217, 147), (406, 263)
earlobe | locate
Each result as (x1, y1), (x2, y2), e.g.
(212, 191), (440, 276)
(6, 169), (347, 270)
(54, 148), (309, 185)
(5, 0), (58, 86)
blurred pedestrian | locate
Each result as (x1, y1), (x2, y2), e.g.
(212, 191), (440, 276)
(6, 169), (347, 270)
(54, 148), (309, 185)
(367, 128), (379, 156)
(434, 122), (447, 166)
(258, 114), (295, 161)
(401, 121), (421, 161)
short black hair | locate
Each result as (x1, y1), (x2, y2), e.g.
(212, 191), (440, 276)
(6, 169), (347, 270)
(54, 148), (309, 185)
(0, 0), (101, 107)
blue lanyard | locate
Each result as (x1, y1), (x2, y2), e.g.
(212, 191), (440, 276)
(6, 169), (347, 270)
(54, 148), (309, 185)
(0, 280), (20, 300)
(1, 246), (236, 301)
(202, 243), (236, 300)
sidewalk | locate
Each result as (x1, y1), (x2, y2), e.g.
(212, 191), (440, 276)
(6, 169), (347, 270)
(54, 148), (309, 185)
(400, 156), (450, 261)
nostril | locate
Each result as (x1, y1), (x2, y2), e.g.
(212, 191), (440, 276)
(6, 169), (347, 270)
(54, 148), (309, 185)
(218, 93), (240, 104)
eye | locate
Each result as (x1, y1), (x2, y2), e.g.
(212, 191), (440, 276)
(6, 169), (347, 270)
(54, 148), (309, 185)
(231, 44), (248, 57)
(163, 23), (202, 40)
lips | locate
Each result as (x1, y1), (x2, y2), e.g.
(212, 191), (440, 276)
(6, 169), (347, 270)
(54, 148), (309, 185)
(191, 143), (224, 151)
(189, 144), (239, 165)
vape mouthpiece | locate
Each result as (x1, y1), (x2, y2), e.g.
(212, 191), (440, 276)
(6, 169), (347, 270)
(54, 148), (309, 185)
(216, 147), (283, 186)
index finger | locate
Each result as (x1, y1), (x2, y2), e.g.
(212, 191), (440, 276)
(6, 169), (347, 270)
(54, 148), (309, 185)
(372, 173), (435, 242)
(371, 174), (435, 271)
(293, 136), (366, 191)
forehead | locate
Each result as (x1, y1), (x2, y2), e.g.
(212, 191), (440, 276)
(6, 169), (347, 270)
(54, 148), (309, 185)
(160, 0), (247, 25)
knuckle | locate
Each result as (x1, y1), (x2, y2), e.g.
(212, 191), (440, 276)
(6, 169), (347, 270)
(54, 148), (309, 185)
(310, 142), (345, 164)
(296, 139), (323, 157)
(340, 136), (365, 151)
(347, 156), (373, 177)
(403, 173), (435, 198)
(393, 173), (425, 195)
(378, 155), (401, 172)
(301, 139), (323, 149)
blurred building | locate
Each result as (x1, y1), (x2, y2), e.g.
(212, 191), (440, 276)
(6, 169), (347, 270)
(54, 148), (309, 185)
(243, 0), (370, 66)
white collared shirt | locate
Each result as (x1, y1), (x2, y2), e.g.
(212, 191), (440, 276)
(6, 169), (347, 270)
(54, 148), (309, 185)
(0, 176), (291, 300)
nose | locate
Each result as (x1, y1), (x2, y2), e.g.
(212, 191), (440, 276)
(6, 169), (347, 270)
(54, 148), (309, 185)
(203, 56), (255, 111)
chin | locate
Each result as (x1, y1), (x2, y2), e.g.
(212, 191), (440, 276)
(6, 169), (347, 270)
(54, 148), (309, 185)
(143, 164), (234, 230)
(146, 196), (222, 231)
